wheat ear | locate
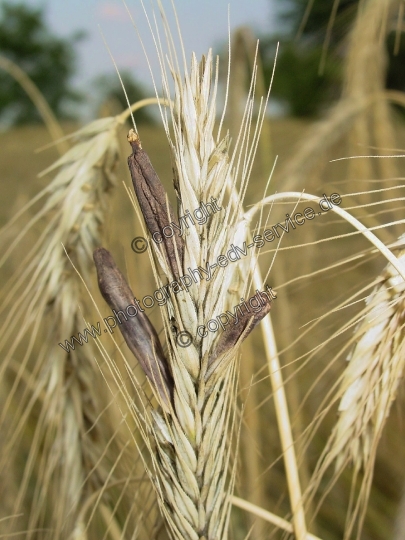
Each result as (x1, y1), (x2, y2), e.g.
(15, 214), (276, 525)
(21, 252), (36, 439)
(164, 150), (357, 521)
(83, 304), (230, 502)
(309, 234), (405, 539)
(0, 116), (121, 538)
(93, 24), (277, 535)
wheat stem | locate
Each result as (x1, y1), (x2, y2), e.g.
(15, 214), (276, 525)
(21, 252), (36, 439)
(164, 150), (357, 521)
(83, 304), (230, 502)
(242, 188), (405, 539)
(221, 182), (308, 536)
(231, 496), (322, 540)
(252, 266), (308, 540)
(220, 128), (308, 537)
(219, 132), (308, 538)
(117, 97), (171, 124)
(0, 54), (68, 155)
(245, 192), (405, 282)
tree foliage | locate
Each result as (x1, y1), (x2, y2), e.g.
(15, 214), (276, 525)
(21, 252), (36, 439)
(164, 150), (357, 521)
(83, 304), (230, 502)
(0, 2), (83, 125)
(262, 0), (405, 117)
(261, 1), (359, 117)
(261, 40), (340, 117)
(278, 0), (358, 45)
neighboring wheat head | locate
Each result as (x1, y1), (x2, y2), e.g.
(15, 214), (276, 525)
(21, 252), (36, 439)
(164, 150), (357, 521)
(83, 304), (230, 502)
(309, 234), (405, 538)
(0, 117), (120, 538)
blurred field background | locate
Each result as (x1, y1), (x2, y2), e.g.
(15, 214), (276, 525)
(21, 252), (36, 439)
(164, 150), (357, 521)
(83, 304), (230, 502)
(1, 1), (405, 539)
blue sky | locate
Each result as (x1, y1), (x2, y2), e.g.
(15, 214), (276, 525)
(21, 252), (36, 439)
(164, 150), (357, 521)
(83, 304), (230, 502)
(9, 0), (278, 89)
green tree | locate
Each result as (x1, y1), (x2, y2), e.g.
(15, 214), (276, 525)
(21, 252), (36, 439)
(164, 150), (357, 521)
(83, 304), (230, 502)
(0, 2), (83, 125)
(277, 0), (358, 45)
(261, 1), (356, 117)
(262, 0), (405, 117)
(261, 40), (339, 117)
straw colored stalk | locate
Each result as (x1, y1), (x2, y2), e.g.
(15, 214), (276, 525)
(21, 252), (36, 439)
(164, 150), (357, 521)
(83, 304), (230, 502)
(0, 117), (121, 538)
(223, 25), (316, 536)
(344, 0), (398, 184)
(227, 28), (313, 528)
(0, 54), (68, 155)
(93, 17), (276, 535)
(242, 186), (405, 538)
(310, 234), (405, 538)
